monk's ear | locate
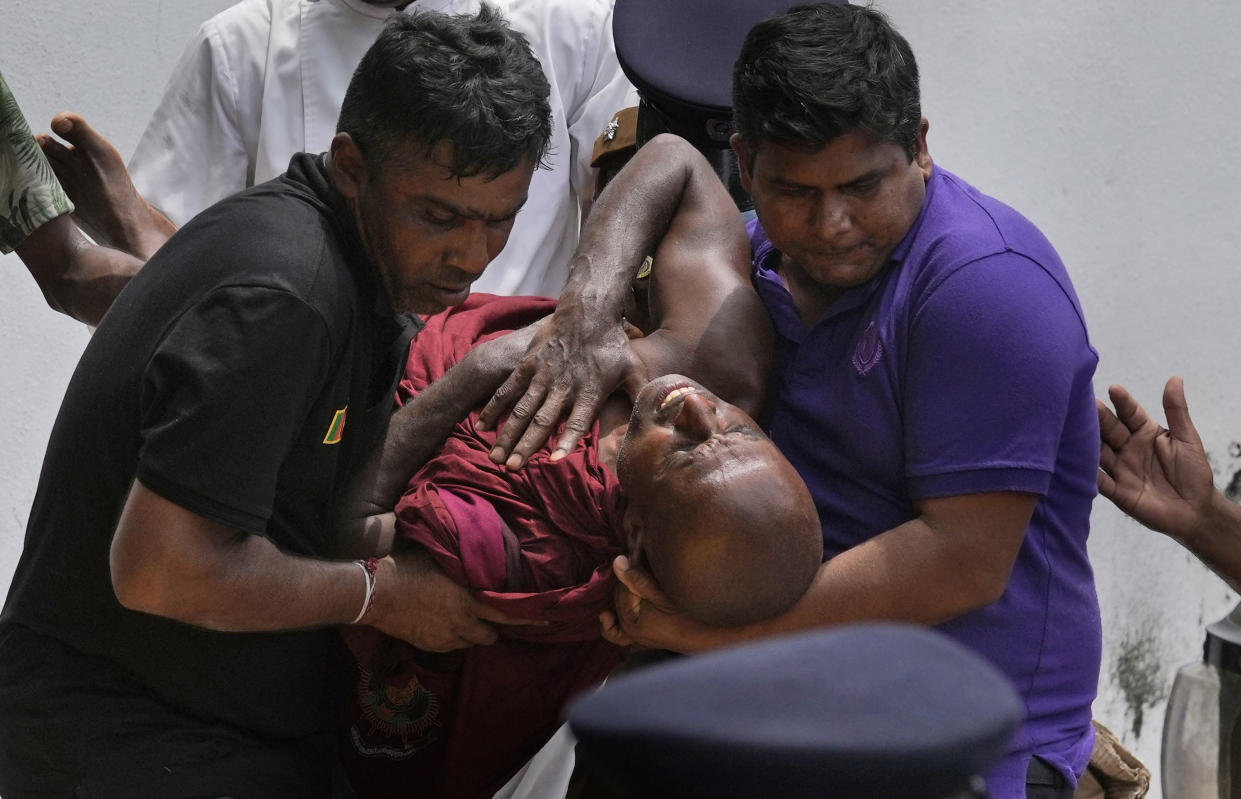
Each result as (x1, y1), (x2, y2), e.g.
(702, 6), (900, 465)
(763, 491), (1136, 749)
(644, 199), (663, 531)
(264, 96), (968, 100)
(330, 132), (367, 200)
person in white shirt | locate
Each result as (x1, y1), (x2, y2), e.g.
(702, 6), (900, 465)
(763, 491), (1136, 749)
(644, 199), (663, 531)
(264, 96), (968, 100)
(40, 0), (633, 298)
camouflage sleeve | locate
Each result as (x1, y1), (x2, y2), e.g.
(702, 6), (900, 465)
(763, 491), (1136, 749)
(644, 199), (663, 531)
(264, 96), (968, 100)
(0, 70), (73, 254)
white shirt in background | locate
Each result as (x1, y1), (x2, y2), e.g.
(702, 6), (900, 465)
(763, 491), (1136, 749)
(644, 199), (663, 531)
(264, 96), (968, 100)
(128, 0), (633, 297)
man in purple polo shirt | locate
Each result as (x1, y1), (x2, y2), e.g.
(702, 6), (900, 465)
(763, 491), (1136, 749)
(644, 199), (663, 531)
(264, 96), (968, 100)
(480, 5), (1100, 798)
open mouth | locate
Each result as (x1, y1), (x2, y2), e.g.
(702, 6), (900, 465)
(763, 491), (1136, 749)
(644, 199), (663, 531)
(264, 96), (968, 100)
(659, 385), (697, 410)
(649, 379), (706, 425)
(632, 375), (705, 425)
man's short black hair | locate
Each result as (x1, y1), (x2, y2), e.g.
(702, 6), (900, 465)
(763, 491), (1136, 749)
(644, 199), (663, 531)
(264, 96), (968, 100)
(337, 5), (553, 178)
(732, 3), (921, 160)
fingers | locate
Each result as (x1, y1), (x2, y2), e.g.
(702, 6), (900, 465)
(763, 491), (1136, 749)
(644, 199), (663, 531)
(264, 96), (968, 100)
(412, 607), (531, 653)
(1162, 376), (1204, 449)
(502, 378), (577, 469)
(612, 567), (643, 623)
(1097, 469), (1118, 503)
(1152, 430), (1179, 480)
(418, 630), (491, 653)
(613, 555), (646, 598)
(551, 389), (605, 460)
(477, 367), (535, 433)
(599, 610), (633, 647)
(483, 374), (556, 469)
(1097, 417), (1124, 503)
(472, 599), (546, 627)
(398, 616), (492, 652)
(1107, 383), (1153, 435)
(613, 555), (674, 612)
(1098, 437), (1116, 473)
(1097, 397), (1127, 450)
(489, 376), (596, 470)
(480, 322), (625, 467)
(476, 320), (553, 434)
(455, 618), (499, 648)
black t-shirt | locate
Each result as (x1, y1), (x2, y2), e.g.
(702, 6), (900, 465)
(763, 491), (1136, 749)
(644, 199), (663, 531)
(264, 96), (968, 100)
(1, 154), (415, 740)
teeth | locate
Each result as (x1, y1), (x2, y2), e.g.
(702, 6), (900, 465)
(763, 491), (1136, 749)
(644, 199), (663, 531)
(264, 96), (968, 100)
(660, 386), (694, 410)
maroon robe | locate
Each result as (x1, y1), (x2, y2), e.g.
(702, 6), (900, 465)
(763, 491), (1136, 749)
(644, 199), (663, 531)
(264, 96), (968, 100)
(340, 295), (627, 799)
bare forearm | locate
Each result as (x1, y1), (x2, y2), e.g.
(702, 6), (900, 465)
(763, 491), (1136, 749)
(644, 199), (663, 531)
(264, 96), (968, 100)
(140, 534), (369, 631)
(111, 482), (370, 631)
(744, 520), (1003, 638)
(671, 508), (1024, 654)
(111, 481), (514, 650)
(560, 134), (702, 319)
(1179, 491), (1241, 593)
(476, 137), (724, 463)
(791, 521), (1005, 622)
(16, 214), (142, 325)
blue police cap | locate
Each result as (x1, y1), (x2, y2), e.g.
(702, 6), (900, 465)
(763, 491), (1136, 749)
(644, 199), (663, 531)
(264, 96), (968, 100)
(613, 0), (847, 147)
(567, 624), (1023, 799)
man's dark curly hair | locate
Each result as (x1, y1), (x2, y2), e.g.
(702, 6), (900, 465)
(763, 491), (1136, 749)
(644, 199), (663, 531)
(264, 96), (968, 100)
(732, 3), (921, 160)
(337, 4), (552, 178)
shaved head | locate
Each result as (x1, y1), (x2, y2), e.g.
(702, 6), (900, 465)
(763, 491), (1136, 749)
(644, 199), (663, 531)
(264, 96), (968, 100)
(641, 458), (822, 626)
(619, 375), (823, 627)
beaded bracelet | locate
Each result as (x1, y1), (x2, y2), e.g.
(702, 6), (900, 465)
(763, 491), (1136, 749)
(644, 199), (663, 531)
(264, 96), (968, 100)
(350, 557), (379, 624)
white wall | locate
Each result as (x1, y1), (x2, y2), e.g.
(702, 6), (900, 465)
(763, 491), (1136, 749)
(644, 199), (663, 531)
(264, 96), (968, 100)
(2, 2), (1237, 794)
(0, 0), (235, 587)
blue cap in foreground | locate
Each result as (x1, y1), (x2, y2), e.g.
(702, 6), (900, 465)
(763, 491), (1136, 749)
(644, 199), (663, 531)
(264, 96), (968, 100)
(567, 623), (1023, 799)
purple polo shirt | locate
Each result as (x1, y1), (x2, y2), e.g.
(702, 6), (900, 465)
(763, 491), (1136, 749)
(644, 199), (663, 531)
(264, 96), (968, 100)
(749, 166), (1101, 799)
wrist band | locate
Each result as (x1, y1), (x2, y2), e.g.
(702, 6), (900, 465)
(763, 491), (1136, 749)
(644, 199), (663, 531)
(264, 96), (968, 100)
(350, 557), (379, 625)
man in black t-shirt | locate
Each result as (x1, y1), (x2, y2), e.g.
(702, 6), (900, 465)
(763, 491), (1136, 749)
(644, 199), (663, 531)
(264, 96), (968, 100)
(0, 10), (552, 799)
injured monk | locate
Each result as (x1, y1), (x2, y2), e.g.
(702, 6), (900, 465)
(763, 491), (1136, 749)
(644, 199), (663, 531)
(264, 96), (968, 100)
(336, 145), (823, 799)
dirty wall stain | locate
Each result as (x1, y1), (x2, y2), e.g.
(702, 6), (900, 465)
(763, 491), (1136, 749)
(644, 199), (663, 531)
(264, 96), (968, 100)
(1111, 625), (1168, 739)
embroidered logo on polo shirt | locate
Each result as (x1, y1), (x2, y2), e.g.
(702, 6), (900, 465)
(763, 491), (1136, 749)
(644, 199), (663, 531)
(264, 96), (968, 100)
(852, 321), (884, 376)
(349, 666), (442, 759)
(323, 406), (347, 445)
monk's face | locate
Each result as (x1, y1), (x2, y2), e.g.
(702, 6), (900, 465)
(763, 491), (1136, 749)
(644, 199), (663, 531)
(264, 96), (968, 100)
(616, 374), (824, 623)
(616, 375), (784, 519)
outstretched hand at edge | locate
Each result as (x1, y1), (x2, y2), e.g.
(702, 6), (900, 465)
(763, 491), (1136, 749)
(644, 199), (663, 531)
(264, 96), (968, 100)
(1097, 376), (1216, 542)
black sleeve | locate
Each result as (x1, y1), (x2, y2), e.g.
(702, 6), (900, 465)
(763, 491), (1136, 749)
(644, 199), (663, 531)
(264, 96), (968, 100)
(136, 285), (334, 534)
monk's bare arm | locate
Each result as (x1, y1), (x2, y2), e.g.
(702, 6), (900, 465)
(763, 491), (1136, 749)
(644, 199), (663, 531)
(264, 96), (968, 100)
(628, 148), (772, 418)
(480, 134), (764, 464)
